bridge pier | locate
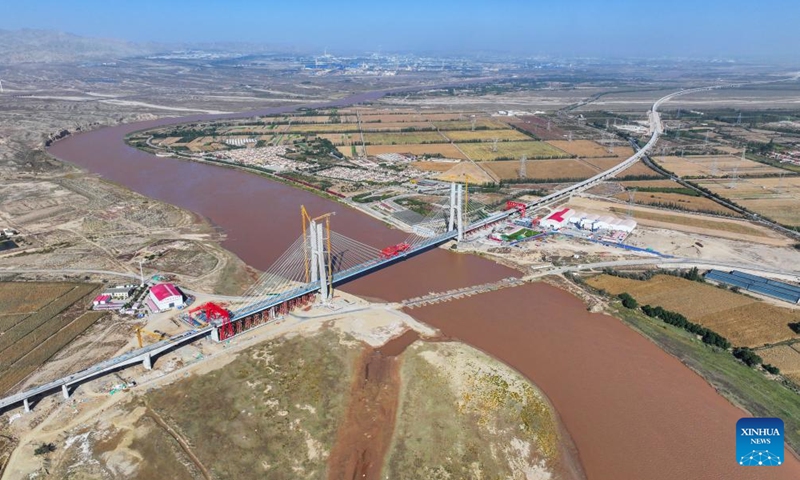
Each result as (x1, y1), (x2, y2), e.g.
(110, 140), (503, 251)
(143, 353), (152, 370)
(23, 398), (31, 413)
(211, 326), (221, 342)
(62, 384), (70, 400)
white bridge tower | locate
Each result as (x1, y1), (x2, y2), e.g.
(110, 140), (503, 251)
(448, 182), (464, 241)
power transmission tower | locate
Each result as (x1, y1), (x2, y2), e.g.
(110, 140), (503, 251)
(471, 117), (476, 131)
(736, 112), (742, 125)
(728, 165), (740, 189)
(568, 131), (573, 142)
(627, 188), (637, 218)
(519, 155), (527, 179)
(492, 137), (499, 152)
(711, 156), (719, 177)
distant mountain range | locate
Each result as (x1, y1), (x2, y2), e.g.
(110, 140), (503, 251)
(0, 29), (305, 65)
(0, 29), (167, 64)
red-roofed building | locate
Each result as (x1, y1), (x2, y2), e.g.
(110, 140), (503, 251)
(92, 295), (111, 306)
(148, 283), (184, 312)
(540, 208), (574, 230)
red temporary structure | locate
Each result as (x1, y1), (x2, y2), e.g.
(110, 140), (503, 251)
(380, 242), (411, 259)
(505, 201), (527, 217)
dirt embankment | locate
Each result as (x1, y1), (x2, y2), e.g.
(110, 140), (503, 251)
(326, 333), (416, 480)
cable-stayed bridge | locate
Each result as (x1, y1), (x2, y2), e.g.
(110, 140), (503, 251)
(1, 85), (726, 413)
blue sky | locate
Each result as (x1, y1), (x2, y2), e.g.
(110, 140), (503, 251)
(3, 0), (797, 58)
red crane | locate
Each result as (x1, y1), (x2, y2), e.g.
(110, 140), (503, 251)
(380, 242), (411, 259)
(505, 201), (527, 217)
(189, 302), (230, 325)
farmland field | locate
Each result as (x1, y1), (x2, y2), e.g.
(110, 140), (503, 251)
(0, 282), (77, 315)
(654, 155), (786, 178)
(695, 177), (800, 226)
(546, 140), (614, 158)
(410, 161), (462, 172)
(0, 282), (104, 395)
(457, 141), (570, 161)
(365, 144), (467, 159)
(613, 191), (739, 215)
(363, 132), (446, 145)
(360, 122), (434, 132)
(287, 123), (361, 134)
(619, 179), (685, 188)
(318, 133), (360, 146)
(757, 345), (800, 383)
(432, 119), (510, 130)
(361, 112), (477, 123)
(507, 116), (567, 140)
(483, 158), (599, 180)
(442, 129), (531, 142)
(586, 274), (800, 347)
(337, 145), (364, 158)
(577, 155), (659, 178)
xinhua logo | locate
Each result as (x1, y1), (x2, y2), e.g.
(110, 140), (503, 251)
(737, 418), (784, 466)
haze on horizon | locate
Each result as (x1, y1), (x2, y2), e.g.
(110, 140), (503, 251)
(3, 0), (798, 60)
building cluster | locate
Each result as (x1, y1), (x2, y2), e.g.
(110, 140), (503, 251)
(768, 150), (800, 166)
(92, 284), (137, 310)
(224, 137), (256, 147)
(92, 282), (185, 314)
(221, 146), (304, 172)
(541, 208), (637, 234)
(317, 166), (401, 183)
(376, 153), (413, 163)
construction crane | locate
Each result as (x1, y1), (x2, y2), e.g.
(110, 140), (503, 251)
(504, 201), (527, 218)
(135, 327), (171, 349)
(188, 302), (230, 325)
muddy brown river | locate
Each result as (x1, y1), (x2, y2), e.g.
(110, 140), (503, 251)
(48, 93), (800, 479)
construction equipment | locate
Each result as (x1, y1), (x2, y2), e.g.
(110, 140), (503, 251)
(380, 242), (411, 259)
(505, 201), (527, 218)
(188, 302), (230, 325)
(135, 327), (171, 349)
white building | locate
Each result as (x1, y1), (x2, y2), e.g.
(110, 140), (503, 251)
(147, 283), (184, 312)
(579, 214), (599, 230)
(592, 216), (616, 231)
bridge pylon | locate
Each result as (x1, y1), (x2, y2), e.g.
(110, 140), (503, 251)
(302, 206), (334, 303)
(448, 183), (464, 241)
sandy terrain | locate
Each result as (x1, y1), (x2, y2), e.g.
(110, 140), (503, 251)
(566, 196), (789, 245)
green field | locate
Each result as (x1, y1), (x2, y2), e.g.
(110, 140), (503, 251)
(501, 228), (541, 241)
